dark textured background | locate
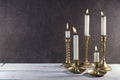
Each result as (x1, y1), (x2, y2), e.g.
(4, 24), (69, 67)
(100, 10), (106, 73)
(0, 0), (119, 63)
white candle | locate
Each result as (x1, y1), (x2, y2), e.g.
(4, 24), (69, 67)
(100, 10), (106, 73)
(94, 46), (99, 62)
(73, 27), (79, 60)
(101, 11), (106, 35)
(65, 23), (70, 38)
(84, 9), (90, 36)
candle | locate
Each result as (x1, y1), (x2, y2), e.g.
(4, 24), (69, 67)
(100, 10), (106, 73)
(73, 27), (79, 60)
(84, 9), (90, 36)
(101, 11), (106, 35)
(65, 22), (70, 38)
(94, 46), (99, 62)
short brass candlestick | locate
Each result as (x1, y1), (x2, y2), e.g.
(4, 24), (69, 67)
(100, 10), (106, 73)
(82, 36), (92, 68)
(68, 60), (86, 74)
(88, 62), (107, 77)
(100, 35), (112, 71)
(61, 38), (72, 68)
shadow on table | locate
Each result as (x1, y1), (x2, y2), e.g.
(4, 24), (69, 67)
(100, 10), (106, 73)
(49, 70), (102, 78)
(83, 73), (102, 78)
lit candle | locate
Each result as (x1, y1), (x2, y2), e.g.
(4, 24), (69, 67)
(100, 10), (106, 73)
(84, 9), (90, 36)
(65, 22), (70, 38)
(101, 11), (106, 35)
(73, 27), (79, 60)
(94, 46), (99, 62)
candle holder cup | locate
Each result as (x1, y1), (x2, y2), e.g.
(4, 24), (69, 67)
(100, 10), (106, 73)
(61, 38), (72, 68)
(88, 62), (107, 77)
(81, 36), (93, 68)
(68, 60), (86, 74)
(100, 35), (112, 71)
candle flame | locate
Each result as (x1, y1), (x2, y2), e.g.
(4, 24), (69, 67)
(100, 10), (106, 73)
(101, 11), (104, 16)
(86, 9), (89, 14)
(95, 46), (98, 51)
(72, 27), (77, 33)
(66, 22), (69, 29)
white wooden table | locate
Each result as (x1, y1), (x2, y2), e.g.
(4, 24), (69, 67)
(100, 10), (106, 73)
(0, 63), (119, 80)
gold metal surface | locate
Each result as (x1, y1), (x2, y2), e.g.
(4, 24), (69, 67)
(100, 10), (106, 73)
(81, 36), (93, 68)
(68, 60), (86, 74)
(100, 35), (112, 71)
(88, 62), (107, 77)
(100, 59), (112, 71)
(61, 38), (72, 68)
(81, 62), (93, 68)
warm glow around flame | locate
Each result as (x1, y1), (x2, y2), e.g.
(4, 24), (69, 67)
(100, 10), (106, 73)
(66, 22), (69, 29)
(86, 9), (89, 14)
(72, 27), (77, 33)
(101, 11), (104, 16)
(95, 46), (98, 51)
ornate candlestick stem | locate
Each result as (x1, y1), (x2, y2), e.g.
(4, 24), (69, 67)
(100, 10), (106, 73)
(68, 60), (86, 74)
(66, 38), (71, 63)
(85, 36), (89, 63)
(82, 36), (92, 68)
(100, 35), (112, 71)
(61, 38), (72, 68)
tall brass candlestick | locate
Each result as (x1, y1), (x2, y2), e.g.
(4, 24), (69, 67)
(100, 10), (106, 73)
(82, 36), (92, 68)
(61, 38), (72, 68)
(100, 35), (112, 71)
(68, 27), (86, 73)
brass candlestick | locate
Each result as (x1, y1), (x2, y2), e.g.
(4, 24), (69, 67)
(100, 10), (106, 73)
(82, 36), (92, 68)
(68, 60), (86, 74)
(61, 38), (72, 68)
(100, 35), (112, 71)
(88, 62), (107, 77)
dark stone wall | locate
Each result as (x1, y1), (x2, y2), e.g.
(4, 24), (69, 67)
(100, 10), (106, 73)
(0, 0), (119, 63)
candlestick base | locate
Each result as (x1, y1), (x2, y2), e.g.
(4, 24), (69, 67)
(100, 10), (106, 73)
(81, 62), (93, 68)
(68, 60), (86, 74)
(100, 59), (112, 71)
(88, 62), (107, 77)
(88, 69), (106, 77)
(61, 63), (72, 68)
